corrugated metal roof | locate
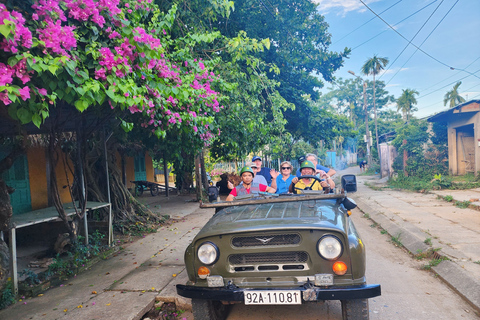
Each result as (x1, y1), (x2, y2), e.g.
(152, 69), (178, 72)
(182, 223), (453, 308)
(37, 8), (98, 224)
(427, 100), (480, 122)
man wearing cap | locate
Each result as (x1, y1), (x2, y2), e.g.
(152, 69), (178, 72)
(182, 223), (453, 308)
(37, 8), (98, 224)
(227, 162), (277, 191)
(226, 166), (275, 201)
(296, 153), (336, 178)
(252, 156), (274, 186)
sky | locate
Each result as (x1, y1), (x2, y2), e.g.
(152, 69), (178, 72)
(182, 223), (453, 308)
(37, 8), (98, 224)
(312, 0), (480, 118)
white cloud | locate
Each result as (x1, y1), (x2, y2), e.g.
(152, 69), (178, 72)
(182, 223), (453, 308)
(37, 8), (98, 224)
(313, 0), (381, 16)
(385, 83), (400, 88)
(380, 67), (409, 76)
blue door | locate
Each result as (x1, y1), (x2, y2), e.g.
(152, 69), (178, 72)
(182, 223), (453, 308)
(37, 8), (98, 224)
(134, 154), (147, 181)
(0, 152), (32, 214)
(326, 151), (336, 168)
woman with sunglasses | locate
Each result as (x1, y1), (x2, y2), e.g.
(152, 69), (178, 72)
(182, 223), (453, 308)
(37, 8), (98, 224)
(275, 161), (295, 194)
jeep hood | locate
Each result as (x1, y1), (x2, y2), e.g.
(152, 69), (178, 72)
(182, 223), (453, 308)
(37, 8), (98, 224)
(195, 199), (347, 239)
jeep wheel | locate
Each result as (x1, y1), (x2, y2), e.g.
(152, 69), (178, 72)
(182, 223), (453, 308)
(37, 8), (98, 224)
(191, 299), (230, 320)
(341, 299), (369, 320)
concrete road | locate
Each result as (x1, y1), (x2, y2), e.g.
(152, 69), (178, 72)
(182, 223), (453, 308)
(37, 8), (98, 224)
(224, 208), (477, 320)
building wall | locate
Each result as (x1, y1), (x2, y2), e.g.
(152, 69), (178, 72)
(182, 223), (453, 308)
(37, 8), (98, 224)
(447, 112), (480, 175)
(145, 153), (154, 181)
(115, 152), (154, 189)
(379, 143), (397, 178)
(27, 146), (74, 210)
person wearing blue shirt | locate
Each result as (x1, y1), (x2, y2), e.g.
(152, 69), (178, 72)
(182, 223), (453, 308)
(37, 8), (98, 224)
(275, 161), (295, 194)
(252, 156), (273, 185)
(296, 153), (336, 178)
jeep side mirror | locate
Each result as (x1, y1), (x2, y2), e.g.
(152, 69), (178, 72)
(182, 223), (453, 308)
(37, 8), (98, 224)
(341, 174), (357, 192)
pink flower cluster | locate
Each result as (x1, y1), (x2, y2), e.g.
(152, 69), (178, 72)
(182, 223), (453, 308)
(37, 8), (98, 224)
(37, 20), (77, 57)
(32, 0), (67, 22)
(0, 59), (47, 105)
(133, 27), (161, 49)
(105, 27), (120, 39)
(97, 38), (139, 79)
(65, 0), (121, 27)
(2, 59), (37, 81)
(0, 4), (32, 53)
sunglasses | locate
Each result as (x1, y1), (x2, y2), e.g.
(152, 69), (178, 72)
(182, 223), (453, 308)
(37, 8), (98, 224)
(281, 167), (291, 170)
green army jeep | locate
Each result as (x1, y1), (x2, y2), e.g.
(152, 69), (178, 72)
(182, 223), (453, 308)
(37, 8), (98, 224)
(177, 175), (381, 319)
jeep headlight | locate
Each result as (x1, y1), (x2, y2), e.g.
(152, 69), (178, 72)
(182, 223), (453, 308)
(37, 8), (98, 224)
(317, 236), (343, 260)
(197, 242), (219, 265)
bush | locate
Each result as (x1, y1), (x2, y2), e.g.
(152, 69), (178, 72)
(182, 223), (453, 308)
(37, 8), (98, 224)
(0, 281), (16, 309)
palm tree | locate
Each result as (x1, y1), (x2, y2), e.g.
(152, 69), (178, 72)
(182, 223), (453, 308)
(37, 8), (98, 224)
(444, 81), (466, 108)
(396, 89), (419, 121)
(361, 55), (389, 160)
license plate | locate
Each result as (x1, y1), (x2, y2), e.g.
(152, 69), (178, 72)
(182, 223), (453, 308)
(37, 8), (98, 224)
(244, 290), (301, 305)
(315, 274), (334, 286)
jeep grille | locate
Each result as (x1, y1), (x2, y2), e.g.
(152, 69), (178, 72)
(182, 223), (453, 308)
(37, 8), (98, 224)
(229, 251), (308, 265)
(231, 234), (301, 247)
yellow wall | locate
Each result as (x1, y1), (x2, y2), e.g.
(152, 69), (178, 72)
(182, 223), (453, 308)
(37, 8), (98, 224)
(27, 146), (74, 210)
(146, 153), (154, 181)
(28, 148), (153, 210)
(115, 152), (154, 190)
(27, 147), (47, 209)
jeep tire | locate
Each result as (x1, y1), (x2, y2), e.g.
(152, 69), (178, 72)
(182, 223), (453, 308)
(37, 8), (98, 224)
(191, 299), (230, 320)
(341, 298), (369, 320)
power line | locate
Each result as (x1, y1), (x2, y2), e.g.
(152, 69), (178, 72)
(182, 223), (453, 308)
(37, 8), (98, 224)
(419, 56), (480, 93)
(418, 82), (480, 111)
(383, 0), (460, 85)
(357, 0), (480, 80)
(332, 0), (403, 46)
(352, 0), (438, 51)
(416, 67), (480, 102)
(379, 0), (446, 82)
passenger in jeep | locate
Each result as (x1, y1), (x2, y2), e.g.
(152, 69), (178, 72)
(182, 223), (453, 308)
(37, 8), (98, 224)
(226, 166), (276, 201)
(289, 160), (334, 193)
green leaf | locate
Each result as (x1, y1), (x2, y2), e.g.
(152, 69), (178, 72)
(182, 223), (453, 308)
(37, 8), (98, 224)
(0, 21), (12, 38)
(106, 89), (116, 100)
(95, 92), (105, 104)
(76, 87), (85, 95)
(17, 108), (31, 124)
(49, 81), (57, 91)
(8, 105), (18, 120)
(78, 70), (89, 79)
(48, 64), (59, 75)
(32, 114), (42, 128)
(72, 75), (83, 84)
(7, 56), (18, 67)
(121, 120), (133, 132)
(31, 63), (43, 73)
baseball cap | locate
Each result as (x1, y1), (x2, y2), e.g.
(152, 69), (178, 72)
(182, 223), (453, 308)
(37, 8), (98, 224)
(247, 161), (258, 168)
(252, 156), (261, 161)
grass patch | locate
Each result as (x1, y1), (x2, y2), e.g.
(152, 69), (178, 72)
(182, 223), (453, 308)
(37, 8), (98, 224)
(422, 256), (450, 270)
(454, 200), (470, 209)
(380, 229), (388, 235)
(363, 182), (385, 191)
(388, 172), (480, 192)
(363, 212), (370, 219)
(474, 261), (480, 265)
(391, 233), (402, 247)
(442, 195), (453, 202)
(424, 237), (432, 245)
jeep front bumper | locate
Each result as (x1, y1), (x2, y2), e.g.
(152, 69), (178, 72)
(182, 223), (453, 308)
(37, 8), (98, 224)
(176, 283), (381, 301)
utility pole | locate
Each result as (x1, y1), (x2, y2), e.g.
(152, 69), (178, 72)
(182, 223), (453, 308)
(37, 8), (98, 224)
(363, 81), (372, 166)
(349, 71), (371, 166)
